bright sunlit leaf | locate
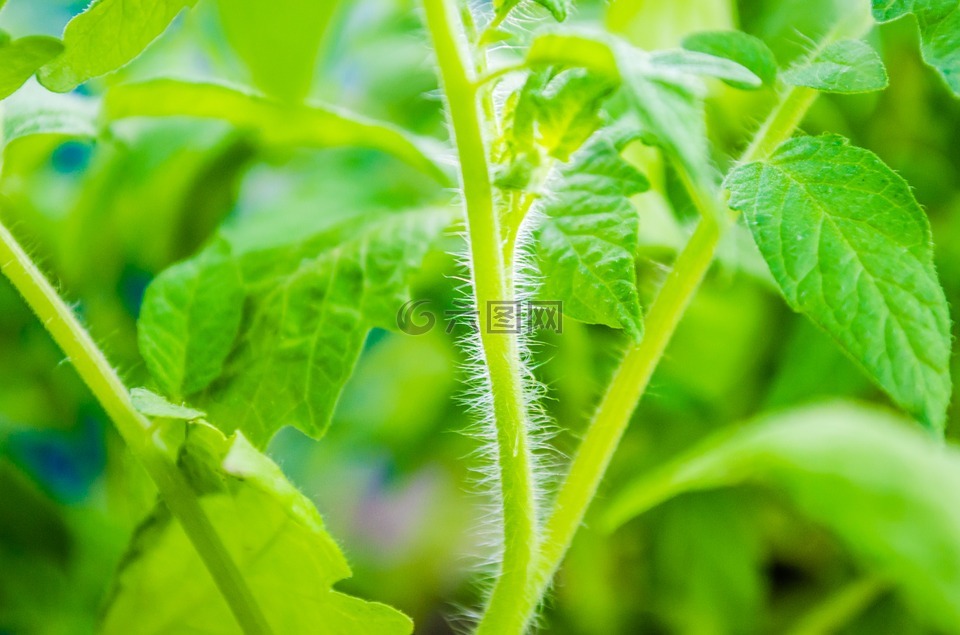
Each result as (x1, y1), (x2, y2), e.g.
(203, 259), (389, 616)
(726, 134), (953, 431)
(39, 0), (197, 92)
(783, 40), (889, 93)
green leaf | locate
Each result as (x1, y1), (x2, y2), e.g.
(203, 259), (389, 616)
(532, 68), (617, 161)
(1, 86), (98, 152)
(725, 134), (952, 430)
(38, 0), (197, 93)
(616, 46), (719, 207)
(0, 36), (63, 100)
(493, 71), (547, 190)
(140, 208), (454, 446)
(216, 0), (340, 102)
(533, 0), (570, 21)
(782, 40), (889, 93)
(526, 32), (620, 79)
(873, 0), (957, 22)
(872, 0), (960, 95)
(526, 31), (733, 217)
(682, 30), (779, 87)
(648, 49), (763, 89)
(102, 421), (413, 634)
(104, 79), (449, 183)
(535, 128), (649, 337)
(603, 403), (960, 633)
(138, 241), (244, 400)
(494, 66), (616, 188)
(130, 388), (206, 421)
(621, 41), (757, 215)
(494, 0), (570, 24)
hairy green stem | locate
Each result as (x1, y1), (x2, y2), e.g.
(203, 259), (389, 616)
(421, 0), (539, 633)
(0, 221), (272, 635)
(741, 85), (817, 163)
(517, 18), (878, 627)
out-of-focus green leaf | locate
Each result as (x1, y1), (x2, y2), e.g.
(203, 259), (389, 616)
(38, 0), (198, 93)
(139, 207), (455, 446)
(682, 30), (779, 87)
(763, 319), (873, 410)
(138, 241), (243, 400)
(649, 492), (765, 635)
(782, 40), (889, 93)
(535, 129), (648, 337)
(648, 49), (763, 88)
(495, 0), (570, 24)
(623, 40), (756, 214)
(605, 0), (735, 48)
(104, 80), (449, 182)
(526, 32), (621, 79)
(0, 37), (63, 100)
(1, 85), (98, 156)
(616, 46), (718, 211)
(0, 462), (70, 565)
(872, 0), (960, 95)
(0, 461), (118, 633)
(604, 403), (960, 633)
(59, 121), (254, 297)
(725, 134), (952, 431)
(216, 0), (340, 102)
(130, 388), (205, 421)
(102, 421), (412, 634)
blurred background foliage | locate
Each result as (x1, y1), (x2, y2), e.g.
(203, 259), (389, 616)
(0, 0), (958, 633)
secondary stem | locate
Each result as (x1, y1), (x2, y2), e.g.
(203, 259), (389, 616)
(421, 0), (540, 633)
(0, 221), (272, 635)
(529, 214), (722, 617)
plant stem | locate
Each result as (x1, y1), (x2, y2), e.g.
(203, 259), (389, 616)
(421, 0), (539, 633)
(0, 221), (272, 635)
(741, 85), (817, 163)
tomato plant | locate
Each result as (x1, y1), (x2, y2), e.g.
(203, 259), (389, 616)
(0, 0), (959, 633)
